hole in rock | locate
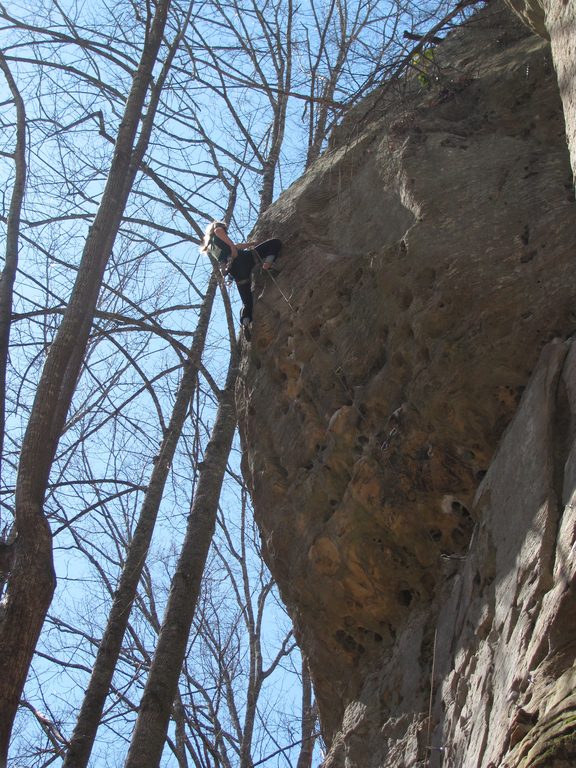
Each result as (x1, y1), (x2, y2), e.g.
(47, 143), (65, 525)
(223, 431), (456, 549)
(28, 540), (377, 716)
(398, 589), (413, 607)
(415, 446), (430, 461)
(429, 528), (442, 542)
(404, 325), (415, 340)
(377, 619), (396, 640)
(368, 350), (388, 377)
(337, 287), (352, 301)
(334, 629), (365, 655)
(356, 627), (384, 644)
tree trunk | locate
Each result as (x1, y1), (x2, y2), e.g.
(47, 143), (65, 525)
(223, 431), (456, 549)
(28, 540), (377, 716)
(124, 350), (239, 768)
(62, 272), (217, 768)
(0, 3), (172, 763)
(0, 52), (26, 491)
(296, 658), (316, 768)
(172, 692), (190, 768)
(239, 498), (263, 768)
(258, 0), (293, 215)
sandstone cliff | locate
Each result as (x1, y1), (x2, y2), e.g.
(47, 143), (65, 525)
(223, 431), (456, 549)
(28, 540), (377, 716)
(237, 3), (576, 766)
(504, 0), (576, 185)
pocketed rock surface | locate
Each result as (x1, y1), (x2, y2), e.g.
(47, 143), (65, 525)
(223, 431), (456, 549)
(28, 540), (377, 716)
(236, 3), (576, 765)
(505, 0), (576, 184)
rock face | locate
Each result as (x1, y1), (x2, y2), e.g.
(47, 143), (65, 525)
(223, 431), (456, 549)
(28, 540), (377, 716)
(505, 0), (576, 186)
(430, 339), (576, 768)
(236, 3), (576, 766)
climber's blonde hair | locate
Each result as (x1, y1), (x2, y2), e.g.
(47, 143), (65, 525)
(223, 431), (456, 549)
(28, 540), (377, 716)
(201, 220), (228, 252)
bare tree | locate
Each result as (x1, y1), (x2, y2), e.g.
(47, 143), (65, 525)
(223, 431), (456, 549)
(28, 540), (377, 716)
(209, 488), (299, 768)
(0, 1), (175, 760)
(296, 659), (317, 768)
(124, 344), (239, 768)
(61, 268), (218, 768)
(0, 52), (26, 490)
(300, 0), (400, 167)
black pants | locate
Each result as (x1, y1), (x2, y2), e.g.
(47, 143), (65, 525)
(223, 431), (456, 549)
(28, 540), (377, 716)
(228, 238), (282, 322)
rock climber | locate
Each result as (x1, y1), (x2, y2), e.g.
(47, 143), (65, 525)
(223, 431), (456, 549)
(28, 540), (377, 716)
(201, 220), (282, 334)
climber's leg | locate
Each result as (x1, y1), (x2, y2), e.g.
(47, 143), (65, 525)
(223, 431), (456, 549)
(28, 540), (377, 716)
(253, 239), (282, 269)
(236, 278), (253, 323)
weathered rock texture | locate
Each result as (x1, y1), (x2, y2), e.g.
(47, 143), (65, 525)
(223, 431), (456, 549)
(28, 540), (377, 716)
(430, 338), (576, 768)
(505, 0), (576, 185)
(237, 3), (576, 766)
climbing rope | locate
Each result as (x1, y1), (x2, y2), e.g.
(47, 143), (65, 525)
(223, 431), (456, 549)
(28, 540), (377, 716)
(426, 626), (437, 763)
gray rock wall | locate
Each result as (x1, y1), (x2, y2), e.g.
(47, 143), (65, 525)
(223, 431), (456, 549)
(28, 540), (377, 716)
(431, 339), (576, 768)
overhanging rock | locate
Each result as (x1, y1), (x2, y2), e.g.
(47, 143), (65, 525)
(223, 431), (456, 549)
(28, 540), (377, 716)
(236, 2), (576, 764)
